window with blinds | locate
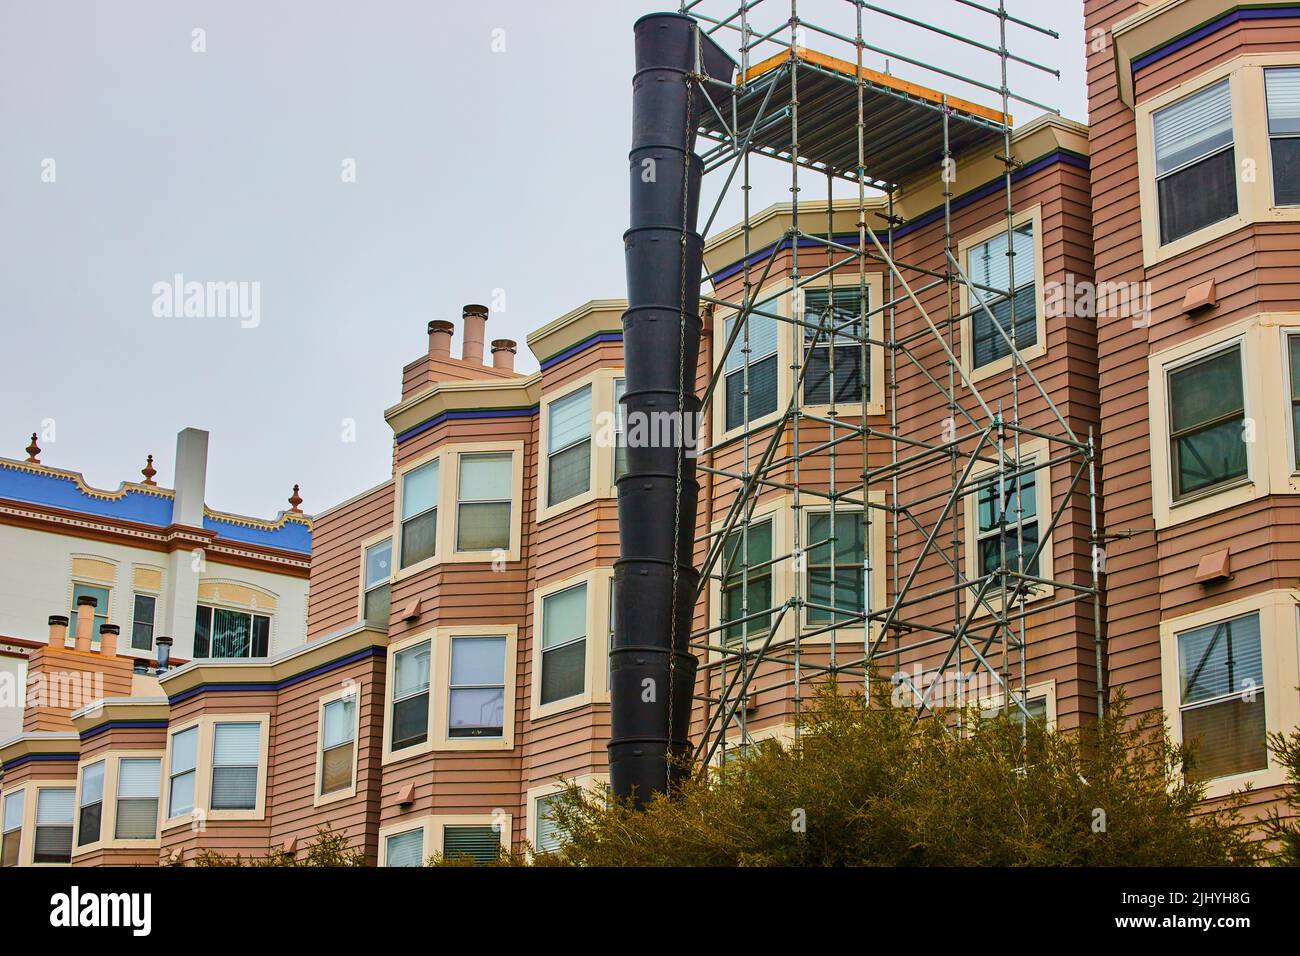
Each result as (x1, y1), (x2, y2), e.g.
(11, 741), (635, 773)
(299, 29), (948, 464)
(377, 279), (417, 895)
(1267, 68), (1300, 206)
(548, 386), (593, 506)
(77, 761), (105, 846)
(115, 758), (161, 839)
(210, 723), (260, 811)
(34, 788), (74, 864)
(320, 697), (356, 795)
(535, 794), (564, 854)
(400, 459), (439, 568)
(724, 298), (780, 430)
(385, 828), (423, 867)
(448, 636), (506, 738)
(131, 593), (156, 652)
(722, 519), (773, 643)
(1153, 79), (1236, 244)
(1, 790), (22, 867)
(1167, 345), (1247, 499)
(1177, 612), (1268, 781)
(391, 641), (431, 750)
(363, 538), (392, 629)
(456, 453), (512, 551)
(806, 512), (866, 625)
(168, 725), (198, 818)
(967, 222), (1037, 369)
(541, 584), (587, 705)
(976, 462), (1041, 578)
(803, 287), (867, 405)
(442, 824), (501, 865)
(193, 605), (270, 658)
(614, 378), (628, 481)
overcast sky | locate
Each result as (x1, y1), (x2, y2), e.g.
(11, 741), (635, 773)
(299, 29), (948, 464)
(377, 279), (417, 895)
(0, 0), (1085, 520)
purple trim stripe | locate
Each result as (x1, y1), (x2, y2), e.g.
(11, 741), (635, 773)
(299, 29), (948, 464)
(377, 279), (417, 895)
(165, 646), (385, 706)
(1, 752), (79, 772)
(394, 405), (539, 445)
(1132, 6), (1300, 75)
(539, 331), (624, 371)
(78, 719), (171, 742)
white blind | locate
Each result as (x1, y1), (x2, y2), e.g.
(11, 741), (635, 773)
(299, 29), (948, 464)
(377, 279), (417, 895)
(549, 386), (593, 450)
(725, 298), (780, 371)
(171, 726), (198, 775)
(81, 762), (105, 806)
(394, 642), (431, 698)
(386, 829), (423, 867)
(1178, 612), (1263, 705)
(117, 758), (161, 799)
(459, 453), (512, 502)
(1154, 79), (1233, 175)
(37, 788), (74, 825)
(213, 722), (260, 766)
(323, 698), (355, 749)
(402, 460), (440, 519)
(1267, 67), (1300, 135)
(543, 584), (587, 648)
(968, 222), (1036, 294)
(536, 794), (564, 853)
(3, 792), (23, 832)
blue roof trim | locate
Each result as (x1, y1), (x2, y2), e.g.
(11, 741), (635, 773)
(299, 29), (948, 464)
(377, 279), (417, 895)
(708, 149), (1090, 285)
(0, 465), (174, 526)
(165, 645), (385, 705)
(78, 719), (171, 742)
(539, 331), (624, 371)
(394, 405), (539, 446)
(1, 751), (79, 772)
(203, 513), (312, 555)
(1132, 5), (1300, 75)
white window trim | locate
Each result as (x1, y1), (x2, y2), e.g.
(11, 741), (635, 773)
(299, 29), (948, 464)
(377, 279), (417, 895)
(72, 751), (164, 854)
(531, 569), (614, 720)
(159, 714), (270, 831)
(314, 685), (363, 807)
(377, 813), (512, 866)
(19, 780), (77, 867)
(524, 773), (607, 857)
(537, 369), (623, 523)
(801, 494), (888, 641)
(356, 530), (393, 629)
(2, 784), (26, 867)
(796, 274), (886, 417)
(975, 678), (1058, 730)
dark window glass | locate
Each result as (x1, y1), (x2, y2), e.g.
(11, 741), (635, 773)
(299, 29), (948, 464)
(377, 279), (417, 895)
(722, 520), (774, 642)
(1168, 346), (1247, 499)
(131, 593), (156, 651)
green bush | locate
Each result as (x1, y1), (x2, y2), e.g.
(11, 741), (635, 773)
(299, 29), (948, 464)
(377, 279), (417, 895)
(185, 825), (366, 867)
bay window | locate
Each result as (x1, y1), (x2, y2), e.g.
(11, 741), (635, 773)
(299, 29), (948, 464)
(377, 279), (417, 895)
(210, 722), (260, 811)
(400, 459), (439, 568)
(115, 758), (161, 839)
(456, 453), (512, 551)
(1153, 79), (1236, 245)
(547, 386), (593, 507)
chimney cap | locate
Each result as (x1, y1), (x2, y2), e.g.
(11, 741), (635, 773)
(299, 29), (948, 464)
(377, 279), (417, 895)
(155, 635), (174, 647)
(428, 319), (454, 334)
(462, 303), (489, 318)
(491, 339), (517, 352)
(99, 624), (121, 635)
(76, 595), (99, 608)
(48, 614), (70, 626)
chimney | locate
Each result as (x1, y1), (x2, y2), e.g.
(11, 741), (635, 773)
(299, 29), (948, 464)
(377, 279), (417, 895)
(461, 304), (488, 365)
(47, 614), (69, 649)
(155, 635), (173, 671)
(172, 427), (209, 527)
(491, 339), (517, 372)
(74, 596), (97, 653)
(428, 320), (454, 359)
(98, 624), (120, 658)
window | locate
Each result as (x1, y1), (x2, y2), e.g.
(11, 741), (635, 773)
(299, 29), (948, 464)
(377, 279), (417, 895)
(168, 726), (197, 818)
(210, 723), (260, 811)
(614, 378), (628, 481)
(1266, 68), (1300, 206)
(1154, 79), (1236, 245)
(535, 794), (564, 854)
(722, 519), (773, 642)
(320, 697), (356, 795)
(400, 459), (439, 568)
(77, 761), (105, 846)
(457, 453), (512, 551)
(1, 791), (22, 866)
(385, 828), (424, 867)
(1290, 335), (1300, 469)
(547, 385), (593, 507)
(441, 824), (501, 865)
(806, 512), (865, 624)
(363, 538), (392, 628)
(1177, 612), (1267, 781)
(803, 287), (866, 405)
(448, 636), (506, 738)
(34, 788), (74, 864)
(1167, 345), (1247, 499)
(115, 758), (161, 840)
(194, 605), (270, 658)
(69, 584), (109, 636)
(979, 694), (1049, 726)
(540, 584), (587, 706)
(391, 641), (431, 751)
(976, 463), (1040, 577)
(967, 221), (1037, 369)
(724, 298), (779, 431)
(131, 594), (156, 651)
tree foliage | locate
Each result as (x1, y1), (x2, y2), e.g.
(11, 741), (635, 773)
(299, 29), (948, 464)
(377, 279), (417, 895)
(184, 825), (366, 867)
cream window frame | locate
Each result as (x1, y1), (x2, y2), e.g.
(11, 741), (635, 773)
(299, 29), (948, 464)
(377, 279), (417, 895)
(531, 569), (614, 721)
(2, 784), (26, 867)
(793, 273), (886, 417)
(313, 684), (362, 807)
(1159, 589), (1300, 798)
(18, 781), (77, 867)
(537, 369), (624, 522)
(430, 813), (512, 861)
(957, 204), (1048, 384)
(975, 679), (1058, 730)
(524, 773), (607, 856)
(159, 713), (271, 831)
(392, 441), (525, 580)
(800, 493), (888, 642)
(356, 530), (394, 629)
(72, 750), (164, 854)
(712, 283), (793, 446)
(1136, 53), (1300, 267)
(378, 817), (433, 867)
(709, 495), (789, 659)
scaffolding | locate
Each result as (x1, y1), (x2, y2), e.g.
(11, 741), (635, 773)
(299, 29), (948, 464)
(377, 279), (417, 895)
(674, 0), (1104, 767)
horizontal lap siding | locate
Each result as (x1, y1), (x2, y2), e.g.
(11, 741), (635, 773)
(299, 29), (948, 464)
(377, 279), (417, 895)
(307, 481), (394, 640)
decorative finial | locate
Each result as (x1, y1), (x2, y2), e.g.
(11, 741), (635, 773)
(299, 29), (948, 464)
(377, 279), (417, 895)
(141, 454), (157, 485)
(25, 432), (40, 464)
(288, 484), (303, 513)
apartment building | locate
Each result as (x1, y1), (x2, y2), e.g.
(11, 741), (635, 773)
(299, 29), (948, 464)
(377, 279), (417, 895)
(0, 0), (1295, 867)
